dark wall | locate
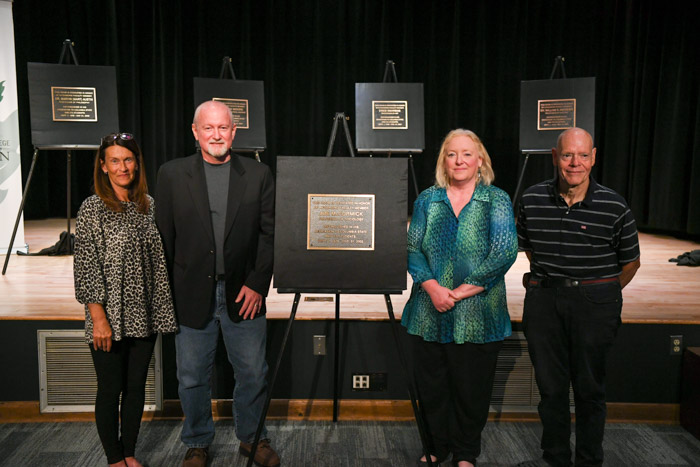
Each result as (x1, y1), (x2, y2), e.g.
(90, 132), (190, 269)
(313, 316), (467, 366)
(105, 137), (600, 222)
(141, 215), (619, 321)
(0, 320), (83, 402)
(3, 318), (699, 404)
(10, 0), (700, 236)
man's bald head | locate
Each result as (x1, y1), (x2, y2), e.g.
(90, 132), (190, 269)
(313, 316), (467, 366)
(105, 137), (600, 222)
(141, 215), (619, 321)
(193, 100), (234, 127)
(556, 127), (594, 154)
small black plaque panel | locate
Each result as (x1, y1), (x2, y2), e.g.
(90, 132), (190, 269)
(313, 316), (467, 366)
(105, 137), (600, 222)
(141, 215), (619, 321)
(355, 83), (424, 152)
(27, 63), (119, 148)
(274, 157), (408, 293)
(193, 78), (266, 150)
(519, 77), (595, 152)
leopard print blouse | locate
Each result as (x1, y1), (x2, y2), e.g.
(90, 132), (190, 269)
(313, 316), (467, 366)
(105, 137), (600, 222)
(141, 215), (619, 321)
(74, 195), (178, 343)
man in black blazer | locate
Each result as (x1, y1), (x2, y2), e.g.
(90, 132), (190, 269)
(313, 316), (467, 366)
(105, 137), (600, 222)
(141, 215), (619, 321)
(155, 100), (278, 467)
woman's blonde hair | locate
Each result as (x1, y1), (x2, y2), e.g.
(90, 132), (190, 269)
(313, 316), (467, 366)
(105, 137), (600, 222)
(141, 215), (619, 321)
(434, 129), (494, 188)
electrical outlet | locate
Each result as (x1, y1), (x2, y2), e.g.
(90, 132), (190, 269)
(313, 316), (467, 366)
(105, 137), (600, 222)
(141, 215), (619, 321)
(352, 374), (370, 390)
(313, 335), (326, 356)
(670, 335), (683, 355)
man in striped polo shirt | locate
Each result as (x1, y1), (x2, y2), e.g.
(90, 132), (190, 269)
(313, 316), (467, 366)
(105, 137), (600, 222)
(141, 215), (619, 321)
(517, 127), (640, 467)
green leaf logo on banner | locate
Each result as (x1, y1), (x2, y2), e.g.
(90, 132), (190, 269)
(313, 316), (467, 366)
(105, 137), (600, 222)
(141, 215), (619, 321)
(0, 80), (5, 102)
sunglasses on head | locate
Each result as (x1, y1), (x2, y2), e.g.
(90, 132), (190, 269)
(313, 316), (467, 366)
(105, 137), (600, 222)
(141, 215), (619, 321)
(102, 133), (134, 144)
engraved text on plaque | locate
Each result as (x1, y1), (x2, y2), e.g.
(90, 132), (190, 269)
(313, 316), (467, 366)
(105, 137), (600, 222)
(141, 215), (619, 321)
(537, 98), (576, 130)
(372, 101), (408, 130)
(51, 87), (98, 122)
(214, 97), (250, 129)
(307, 194), (375, 250)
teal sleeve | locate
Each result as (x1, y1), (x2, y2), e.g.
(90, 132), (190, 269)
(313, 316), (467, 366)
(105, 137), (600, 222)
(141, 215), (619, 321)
(463, 189), (518, 290)
(407, 194), (435, 285)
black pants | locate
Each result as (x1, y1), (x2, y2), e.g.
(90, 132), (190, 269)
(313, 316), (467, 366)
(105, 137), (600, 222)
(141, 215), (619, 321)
(523, 283), (622, 467)
(411, 334), (503, 464)
(89, 334), (157, 464)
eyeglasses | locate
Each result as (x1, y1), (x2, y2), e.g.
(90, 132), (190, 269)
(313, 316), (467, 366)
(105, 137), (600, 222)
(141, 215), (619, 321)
(102, 133), (134, 144)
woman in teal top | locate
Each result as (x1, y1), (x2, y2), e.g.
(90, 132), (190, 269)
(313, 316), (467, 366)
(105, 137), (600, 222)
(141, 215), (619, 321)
(403, 129), (517, 467)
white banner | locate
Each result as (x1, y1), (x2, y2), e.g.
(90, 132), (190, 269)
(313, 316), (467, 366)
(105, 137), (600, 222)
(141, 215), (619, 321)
(0, 0), (26, 254)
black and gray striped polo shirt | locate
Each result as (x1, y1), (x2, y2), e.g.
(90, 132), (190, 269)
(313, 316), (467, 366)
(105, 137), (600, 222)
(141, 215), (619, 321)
(517, 177), (640, 280)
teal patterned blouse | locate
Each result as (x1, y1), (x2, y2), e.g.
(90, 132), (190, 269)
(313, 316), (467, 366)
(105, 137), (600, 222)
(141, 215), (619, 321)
(401, 184), (518, 344)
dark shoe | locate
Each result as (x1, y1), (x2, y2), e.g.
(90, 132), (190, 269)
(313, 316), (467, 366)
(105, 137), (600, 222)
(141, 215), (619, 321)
(239, 439), (281, 467)
(417, 454), (447, 466)
(182, 447), (208, 467)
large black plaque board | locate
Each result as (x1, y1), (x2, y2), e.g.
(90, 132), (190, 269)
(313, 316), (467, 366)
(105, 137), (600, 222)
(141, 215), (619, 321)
(519, 77), (595, 152)
(355, 83), (425, 153)
(27, 63), (119, 148)
(274, 156), (408, 293)
(193, 78), (267, 150)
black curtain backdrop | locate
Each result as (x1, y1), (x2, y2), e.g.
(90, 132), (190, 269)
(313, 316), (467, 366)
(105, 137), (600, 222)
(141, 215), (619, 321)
(10, 0), (700, 236)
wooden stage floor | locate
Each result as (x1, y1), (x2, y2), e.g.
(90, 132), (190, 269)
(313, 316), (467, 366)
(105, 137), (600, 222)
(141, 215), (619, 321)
(2, 219), (699, 324)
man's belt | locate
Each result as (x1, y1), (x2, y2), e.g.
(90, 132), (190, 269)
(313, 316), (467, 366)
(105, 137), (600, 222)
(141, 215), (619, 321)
(528, 276), (619, 288)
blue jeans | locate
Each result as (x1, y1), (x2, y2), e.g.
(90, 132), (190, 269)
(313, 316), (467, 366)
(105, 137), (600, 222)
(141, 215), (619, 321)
(176, 280), (269, 447)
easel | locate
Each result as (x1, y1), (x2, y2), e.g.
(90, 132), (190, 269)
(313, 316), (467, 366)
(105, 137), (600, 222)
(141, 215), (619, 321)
(217, 56), (262, 163)
(3, 40), (95, 275)
(512, 55), (567, 213)
(245, 116), (436, 467)
(369, 60), (420, 198)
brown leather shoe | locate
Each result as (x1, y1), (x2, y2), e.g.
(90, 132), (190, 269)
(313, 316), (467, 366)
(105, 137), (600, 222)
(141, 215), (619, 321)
(239, 439), (280, 467)
(182, 447), (208, 467)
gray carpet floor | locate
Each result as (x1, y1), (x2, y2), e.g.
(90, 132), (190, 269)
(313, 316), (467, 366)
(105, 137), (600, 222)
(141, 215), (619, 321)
(1, 420), (699, 466)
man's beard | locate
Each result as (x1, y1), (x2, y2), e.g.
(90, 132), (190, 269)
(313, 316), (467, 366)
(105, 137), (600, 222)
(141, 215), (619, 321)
(205, 141), (230, 157)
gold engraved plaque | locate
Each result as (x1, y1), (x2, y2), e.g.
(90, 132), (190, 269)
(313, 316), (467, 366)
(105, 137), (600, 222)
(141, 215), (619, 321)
(537, 99), (576, 130)
(372, 100), (408, 130)
(51, 87), (98, 122)
(213, 97), (250, 129)
(307, 194), (375, 251)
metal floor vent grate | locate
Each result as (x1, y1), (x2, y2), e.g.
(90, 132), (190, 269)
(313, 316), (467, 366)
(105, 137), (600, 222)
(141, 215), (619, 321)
(37, 330), (162, 413)
(491, 332), (574, 408)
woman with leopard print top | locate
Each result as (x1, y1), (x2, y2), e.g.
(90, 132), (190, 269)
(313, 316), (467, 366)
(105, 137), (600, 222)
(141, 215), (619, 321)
(74, 133), (177, 467)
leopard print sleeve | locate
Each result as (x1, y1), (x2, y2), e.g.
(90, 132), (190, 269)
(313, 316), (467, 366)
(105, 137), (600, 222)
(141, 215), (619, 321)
(74, 195), (106, 306)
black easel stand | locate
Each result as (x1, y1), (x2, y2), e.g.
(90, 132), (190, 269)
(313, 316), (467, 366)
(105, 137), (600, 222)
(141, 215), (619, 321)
(246, 114), (435, 467)
(216, 56), (262, 163)
(3, 40), (84, 275)
(246, 292), (435, 467)
(218, 56), (237, 80)
(325, 113), (356, 158)
(371, 60), (420, 199)
(512, 56), (566, 213)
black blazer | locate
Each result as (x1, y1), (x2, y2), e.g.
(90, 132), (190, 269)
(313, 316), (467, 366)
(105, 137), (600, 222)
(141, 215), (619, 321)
(155, 152), (275, 329)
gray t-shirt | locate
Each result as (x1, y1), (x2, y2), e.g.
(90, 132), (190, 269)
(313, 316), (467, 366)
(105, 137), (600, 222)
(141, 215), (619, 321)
(202, 159), (230, 275)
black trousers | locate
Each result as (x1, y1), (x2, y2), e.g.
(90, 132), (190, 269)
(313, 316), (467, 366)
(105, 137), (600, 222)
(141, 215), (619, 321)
(89, 334), (157, 464)
(523, 283), (622, 467)
(411, 334), (503, 464)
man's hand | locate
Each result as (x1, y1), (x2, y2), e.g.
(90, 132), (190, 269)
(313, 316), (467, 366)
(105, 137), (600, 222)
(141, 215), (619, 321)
(236, 285), (263, 320)
(421, 279), (455, 312)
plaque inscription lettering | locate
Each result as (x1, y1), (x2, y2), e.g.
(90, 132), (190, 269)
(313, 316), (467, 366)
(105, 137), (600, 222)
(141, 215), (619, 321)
(307, 194), (375, 251)
(372, 100), (408, 130)
(213, 97), (250, 129)
(537, 99), (576, 130)
(51, 87), (98, 122)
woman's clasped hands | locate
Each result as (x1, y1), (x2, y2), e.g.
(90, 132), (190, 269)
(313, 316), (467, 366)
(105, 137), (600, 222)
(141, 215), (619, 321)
(421, 279), (485, 313)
